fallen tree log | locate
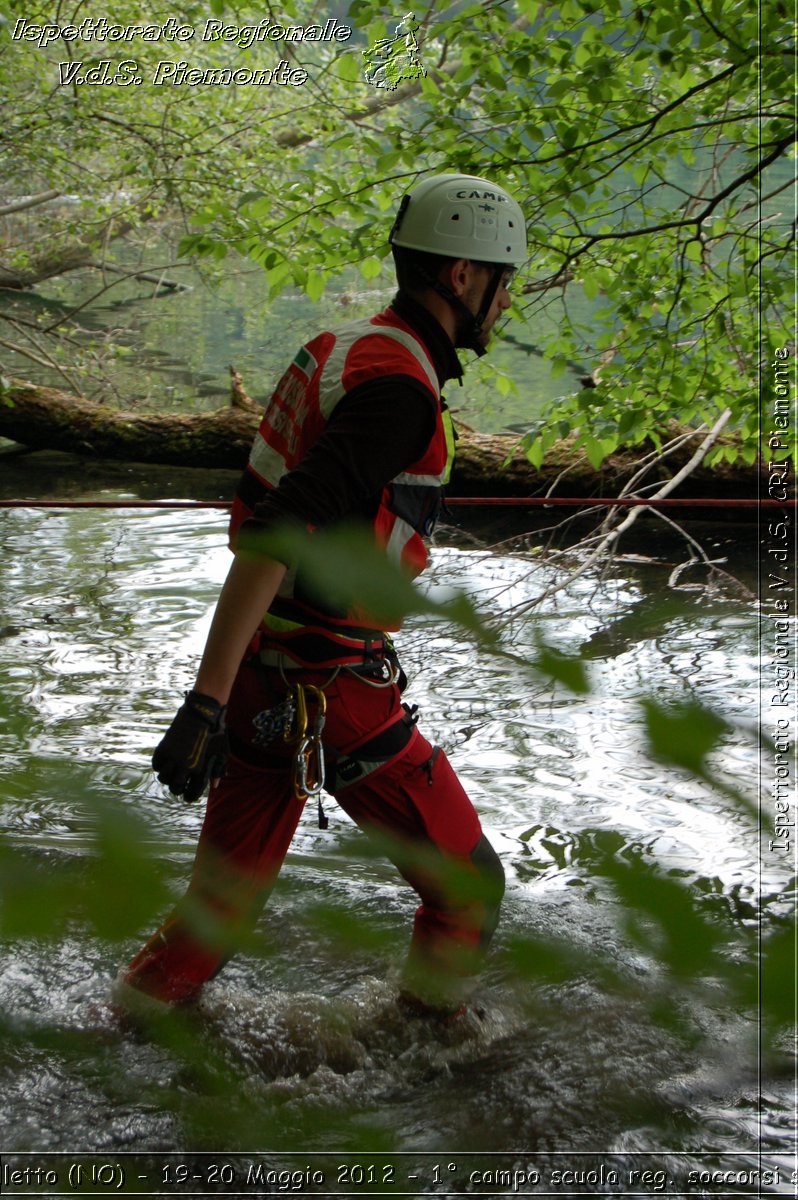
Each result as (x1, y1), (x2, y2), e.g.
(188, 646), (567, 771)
(0, 376), (764, 504)
(0, 243), (99, 290)
(1, 377), (264, 470)
(0, 208), (137, 289)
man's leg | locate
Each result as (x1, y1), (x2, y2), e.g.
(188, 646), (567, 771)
(119, 760), (304, 1005)
(119, 661), (304, 1006)
(326, 674), (505, 1011)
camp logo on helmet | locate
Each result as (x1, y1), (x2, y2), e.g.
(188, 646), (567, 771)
(449, 189), (510, 204)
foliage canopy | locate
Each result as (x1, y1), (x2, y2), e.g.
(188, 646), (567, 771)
(0, 0), (794, 466)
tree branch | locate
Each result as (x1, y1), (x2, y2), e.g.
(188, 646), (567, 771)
(494, 407), (735, 623)
(0, 189), (62, 217)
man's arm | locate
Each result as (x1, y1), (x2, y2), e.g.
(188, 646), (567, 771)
(151, 552), (286, 801)
(194, 552), (287, 706)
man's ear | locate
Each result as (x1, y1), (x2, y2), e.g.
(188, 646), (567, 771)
(439, 257), (471, 298)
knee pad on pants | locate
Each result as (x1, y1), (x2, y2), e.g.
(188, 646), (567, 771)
(470, 832), (505, 947)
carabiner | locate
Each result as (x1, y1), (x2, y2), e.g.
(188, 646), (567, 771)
(285, 682), (308, 743)
(303, 684), (327, 725)
(291, 684), (327, 800)
(295, 737), (326, 799)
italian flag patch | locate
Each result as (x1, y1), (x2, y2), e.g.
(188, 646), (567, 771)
(292, 346), (317, 379)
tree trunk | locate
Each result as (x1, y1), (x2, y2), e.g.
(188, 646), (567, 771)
(0, 377), (763, 503)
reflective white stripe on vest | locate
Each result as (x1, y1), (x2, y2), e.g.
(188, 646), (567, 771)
(392, 470), (446, 487)
(248, 429), (291, 487)
(321, 321), (440, 418)
(318, 322), (365, 419)
(249, 318), (442, 489)
(385, 514), (417, 563)
(369, 324), (440, 398)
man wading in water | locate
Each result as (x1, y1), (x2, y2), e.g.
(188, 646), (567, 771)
(116, 173), (527, 1022)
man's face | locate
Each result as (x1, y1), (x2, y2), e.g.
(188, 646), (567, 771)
(462, 264), (515, 350)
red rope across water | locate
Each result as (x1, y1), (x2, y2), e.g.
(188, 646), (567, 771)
(0, 497), (787, 510)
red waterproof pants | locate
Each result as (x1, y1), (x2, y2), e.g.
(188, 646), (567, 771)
(122, 657), (505, 1009)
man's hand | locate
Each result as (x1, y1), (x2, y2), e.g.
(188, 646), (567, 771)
(152, 691), (228, 803)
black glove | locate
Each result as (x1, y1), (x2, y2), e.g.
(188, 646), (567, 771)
(152, 691), (228, 803)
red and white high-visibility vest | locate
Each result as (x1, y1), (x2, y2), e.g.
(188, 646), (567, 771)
(229, 307), (456, 656)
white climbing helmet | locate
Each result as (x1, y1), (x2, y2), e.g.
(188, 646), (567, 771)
(389, 173), (527, 265)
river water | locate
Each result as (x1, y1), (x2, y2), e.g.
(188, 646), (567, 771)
(0, 479), (793, 1196)
(0, 249), (584, 434)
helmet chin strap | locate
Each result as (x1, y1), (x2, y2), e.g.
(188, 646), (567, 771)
(414, 263), (505, 358)
(457, 265), (504, 356)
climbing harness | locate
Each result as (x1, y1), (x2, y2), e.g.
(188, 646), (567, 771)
(325, 703), (420, 794)
(257, 625), (391, 671)
(249, 673), (332, 826)
(247, 640), (419, 825)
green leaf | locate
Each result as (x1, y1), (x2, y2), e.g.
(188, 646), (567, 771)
(583, 436), (616, 470)
(582, 273), (600, 301)
(359, 256), (383, 281)
(337, 52), (362, 83)
(642, 698), (729, 775)
(761, 924), (798, 1027)
(598, 855), (723, 977)
(266, 260), (292, 291)
(305, 270), (327, 302)
(494, 371), (514, 397)
(240, 522), (493, 643)
(532, 639), (590, 693)
(523, 436), (545, 469)
(684, 239), (703, 264)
